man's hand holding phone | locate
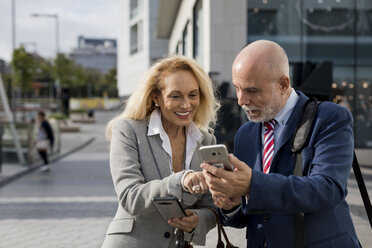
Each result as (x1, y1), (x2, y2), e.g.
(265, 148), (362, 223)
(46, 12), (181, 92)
(201, 152), (253, 199)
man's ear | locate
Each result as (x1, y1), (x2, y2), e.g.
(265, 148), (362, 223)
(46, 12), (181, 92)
(279, 76), (290, 95)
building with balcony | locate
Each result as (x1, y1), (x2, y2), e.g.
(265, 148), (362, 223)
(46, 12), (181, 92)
(70, 35), (117, 74)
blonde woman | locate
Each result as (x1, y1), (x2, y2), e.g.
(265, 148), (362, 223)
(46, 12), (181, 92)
(102, 55), (220, 248)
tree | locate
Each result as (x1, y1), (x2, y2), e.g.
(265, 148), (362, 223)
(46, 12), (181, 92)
(53, 53), (75, 88)
(101, 68), (118, 97)
(53, 54), (118, 98)
(11, 46), (36, 97)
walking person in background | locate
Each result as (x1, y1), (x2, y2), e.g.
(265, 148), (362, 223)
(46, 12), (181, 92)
(102, 55), (220, 248)
(36, 111), (54, 172)
(202, 40), (360, 247)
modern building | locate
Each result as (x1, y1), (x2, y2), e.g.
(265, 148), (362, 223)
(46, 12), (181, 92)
(117, 0), (168, 97)
(155, 0), (372, 148)
(70, 35), (117, 74)
(157, 0), (246, 95)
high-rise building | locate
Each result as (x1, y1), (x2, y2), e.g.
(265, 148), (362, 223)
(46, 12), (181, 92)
(70, 35), (117, 74)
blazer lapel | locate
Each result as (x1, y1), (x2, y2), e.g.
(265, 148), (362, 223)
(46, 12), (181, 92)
(254, 123), (264, 172)
(147, 134), (172, 179)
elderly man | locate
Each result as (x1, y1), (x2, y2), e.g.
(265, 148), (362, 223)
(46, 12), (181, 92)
(202, 40), (360, 248)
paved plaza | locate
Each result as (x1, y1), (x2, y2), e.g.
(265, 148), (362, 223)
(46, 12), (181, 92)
(0, 111), (371, 248)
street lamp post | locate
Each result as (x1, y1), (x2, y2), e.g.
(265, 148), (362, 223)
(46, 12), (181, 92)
(10, 0), (16, 121)
(12, 0), (16, 52)
(31, 13), (60, 107)
(30, 13), (59, 55)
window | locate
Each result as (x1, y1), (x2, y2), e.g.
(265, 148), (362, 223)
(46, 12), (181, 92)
(130, 21), (143, 55)
(176, 41), (181, 54)
(248, 8), (278, 36)
(182, 22), (189, 56)
(130, 0), (138, 19)
(193, 0), (203, 64)
(130, 24), (138, 54)
(246, 0), (372, 147)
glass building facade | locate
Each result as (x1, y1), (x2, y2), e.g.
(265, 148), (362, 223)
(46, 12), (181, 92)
(247, 0), (372, 147)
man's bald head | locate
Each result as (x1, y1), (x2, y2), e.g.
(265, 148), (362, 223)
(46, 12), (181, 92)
(231, 40), (292, 122)
(233, 40), (289, 81)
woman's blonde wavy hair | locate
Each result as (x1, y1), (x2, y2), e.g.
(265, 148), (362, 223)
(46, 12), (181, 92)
(106, 55), (220, 140)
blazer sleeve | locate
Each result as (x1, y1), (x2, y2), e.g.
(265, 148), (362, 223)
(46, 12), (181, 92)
(244, 105), (354, 213)
(189, 132), (217, 245)
(109, 118), (191, 217)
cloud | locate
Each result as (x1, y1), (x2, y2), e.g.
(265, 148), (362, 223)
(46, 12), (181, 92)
(0, 0), (119, 62)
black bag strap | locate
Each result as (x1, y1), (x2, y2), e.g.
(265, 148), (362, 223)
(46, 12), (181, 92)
(352, 152), (372, 228)
(205, 207), (237, 248)
(291, 98), (319, 248)
(291, 97), (319, 156)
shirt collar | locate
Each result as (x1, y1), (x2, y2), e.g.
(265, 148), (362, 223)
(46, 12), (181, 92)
(147, 109), (203, 143)
(147, 109), (165, 137)
(272, 88), (299, 127)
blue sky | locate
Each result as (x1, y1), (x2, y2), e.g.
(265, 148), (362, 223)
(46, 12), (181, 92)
(0, 0), (119, 62)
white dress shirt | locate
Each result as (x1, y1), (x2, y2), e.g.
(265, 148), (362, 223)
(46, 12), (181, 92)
(261, 88), (299, 150)
(147, 109), (204, 172)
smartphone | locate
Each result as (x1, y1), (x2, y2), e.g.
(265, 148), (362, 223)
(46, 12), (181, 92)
(152, 197), (187, 222)
(199, 144), (234, 171)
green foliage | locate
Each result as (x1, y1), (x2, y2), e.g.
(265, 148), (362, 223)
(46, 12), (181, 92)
(0, 71), (12, 95)
(33, 57), (54, 83)
(11, 46), (36, 92)
(69, 109), (87, 113)
(48, 113), (68, 120)
(102, 68), (118, 97)
(90, 68), (118, 97)
(9, 49), (118, 99)
(54, 53), (76, 87)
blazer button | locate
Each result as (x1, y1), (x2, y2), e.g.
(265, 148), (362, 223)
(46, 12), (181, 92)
(262, 215), (269, 223)
(164, 232), (171, 239)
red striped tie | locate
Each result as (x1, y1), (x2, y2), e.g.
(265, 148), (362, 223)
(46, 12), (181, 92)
(263, 120), (275, 174)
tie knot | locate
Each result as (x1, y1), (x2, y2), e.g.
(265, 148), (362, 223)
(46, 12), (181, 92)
(264, 119), (276, 131)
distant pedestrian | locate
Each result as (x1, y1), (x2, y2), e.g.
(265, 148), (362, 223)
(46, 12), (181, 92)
(36, 111), (54, 172)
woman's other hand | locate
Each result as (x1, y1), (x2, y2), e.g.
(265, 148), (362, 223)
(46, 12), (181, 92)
(168, 209), (198, 233)
(183, 171), (208, 194)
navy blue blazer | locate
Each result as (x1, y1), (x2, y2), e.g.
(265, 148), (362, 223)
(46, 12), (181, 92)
(222, 91), (360, 248)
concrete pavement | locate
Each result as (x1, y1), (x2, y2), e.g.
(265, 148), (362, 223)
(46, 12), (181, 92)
(0, 110), (371, 247)
(0, 110), (118, 248)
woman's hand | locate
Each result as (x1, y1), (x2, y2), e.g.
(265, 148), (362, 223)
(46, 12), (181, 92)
(183, 171), (208, 194)
(168, 209), (198, 233)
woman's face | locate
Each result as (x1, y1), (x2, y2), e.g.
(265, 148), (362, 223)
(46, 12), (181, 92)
(154, 70), (200, 130)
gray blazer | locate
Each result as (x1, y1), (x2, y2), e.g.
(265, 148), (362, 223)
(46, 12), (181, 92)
(101, 118), (217, 248)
